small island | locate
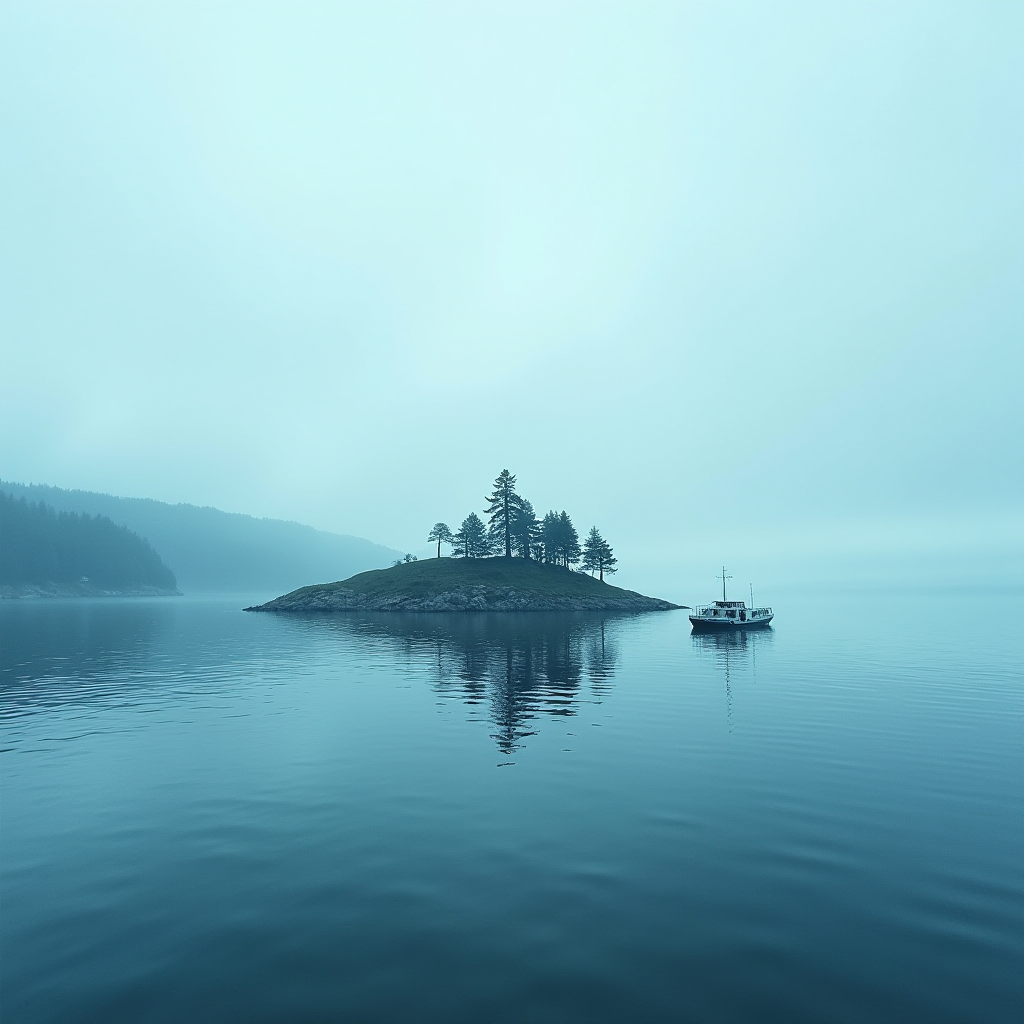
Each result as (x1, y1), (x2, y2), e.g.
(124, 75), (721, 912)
(246, 557), (680, 613)
(249, 468), (682, 613)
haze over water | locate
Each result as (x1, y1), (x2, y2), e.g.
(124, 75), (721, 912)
(3, 587), (1020, 1023)
(2, 2), (1021, 586)
(2, 3), (1022, 1020)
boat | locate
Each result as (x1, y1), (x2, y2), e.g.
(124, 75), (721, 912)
(689, 567), (773, 632)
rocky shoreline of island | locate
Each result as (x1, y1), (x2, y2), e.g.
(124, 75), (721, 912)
(245, 557), (681, 614)
(247, 585), (677, 613)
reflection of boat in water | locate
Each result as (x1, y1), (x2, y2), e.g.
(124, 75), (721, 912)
(690, 625), (774, 664)
(689, 567), (773, 632)
(690, 628), (771, 652)
(691, 621), (774, 724)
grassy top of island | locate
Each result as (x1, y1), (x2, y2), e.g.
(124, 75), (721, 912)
(246, 556), (681, 613)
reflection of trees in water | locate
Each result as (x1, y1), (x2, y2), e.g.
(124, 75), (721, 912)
(327, 612), (623, 754)
(584, 620), (618, 695)
(489, 645), (540, 754)
(431, 615), (618, 754)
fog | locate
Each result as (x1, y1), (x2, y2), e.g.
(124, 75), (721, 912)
(2, 2), (1021, 596)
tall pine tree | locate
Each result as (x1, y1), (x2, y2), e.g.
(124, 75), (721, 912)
(484, 469), (517, 558)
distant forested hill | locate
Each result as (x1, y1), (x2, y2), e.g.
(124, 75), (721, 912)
(1, 492), (179, 596)
(0, 481), (400, 596)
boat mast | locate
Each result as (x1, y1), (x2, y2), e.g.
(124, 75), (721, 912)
(719, 565), (732, 602)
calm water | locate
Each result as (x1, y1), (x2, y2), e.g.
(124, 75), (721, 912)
(2, 588), (1021, 1023)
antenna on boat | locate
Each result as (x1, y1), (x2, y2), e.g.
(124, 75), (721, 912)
(719, 565), (732, 602)
(749, 583), (753, 608)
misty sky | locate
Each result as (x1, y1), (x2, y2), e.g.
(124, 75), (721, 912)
(2, 2), (1021, 578)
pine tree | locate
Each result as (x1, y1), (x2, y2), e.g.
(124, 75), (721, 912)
(484, 469), (517, 558)
(559, 511), (581, 569)
(540, 510), (561, 564)
(597, 537), (617, 581)
(540, 509), (580, 567)
(582, 526), (617, 580)
(510, 499), (540, 560)
(581, 526), (604, 576)
(427, 522), (453, 558)
(452, 512), (489, 558)
(451, 518), (469, 558)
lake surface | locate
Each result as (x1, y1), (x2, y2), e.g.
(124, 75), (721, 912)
(2, 588), (1022, 1023)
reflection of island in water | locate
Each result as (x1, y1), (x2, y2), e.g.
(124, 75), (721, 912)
(325, 613), (622, 754)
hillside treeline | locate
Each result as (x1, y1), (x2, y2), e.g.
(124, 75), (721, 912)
(0, 480), (399, 593)
(0, 492), (178, 591)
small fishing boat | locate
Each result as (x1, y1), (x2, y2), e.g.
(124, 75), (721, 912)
(689, 567), (773, 632)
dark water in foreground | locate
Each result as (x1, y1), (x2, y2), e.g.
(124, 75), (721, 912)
(2, 589), (1022, 1023)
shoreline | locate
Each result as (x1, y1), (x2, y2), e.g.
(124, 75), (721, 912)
(1, 583), (183, 599)
(245, 559), (680, 614)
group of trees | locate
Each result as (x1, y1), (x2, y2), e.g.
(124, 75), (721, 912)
(427, 470), (619, 582)
(0, 492), (177, 590)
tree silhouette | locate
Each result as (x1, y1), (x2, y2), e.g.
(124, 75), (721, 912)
(427, 522), (453, 558)
(510, 499), (540, 560)
(581, 527), (603, 576)
(416, 471), (610, 575)
(452, 513), (490, 558)
(582, 527), (617, 581)
(559, 511), (581, 568)
(541, 509), (580, 567)
(541, 510), (560, 564)
(484, 469), (518, 558)
(598, 537), (617, 580)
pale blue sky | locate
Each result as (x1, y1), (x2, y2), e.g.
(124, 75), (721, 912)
(2, 1), (1021, 583)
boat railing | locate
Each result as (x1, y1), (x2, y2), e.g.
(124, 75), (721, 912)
(692, 604), (773, 617)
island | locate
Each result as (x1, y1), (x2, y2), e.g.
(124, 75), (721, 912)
(245, 557), (681, 613)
